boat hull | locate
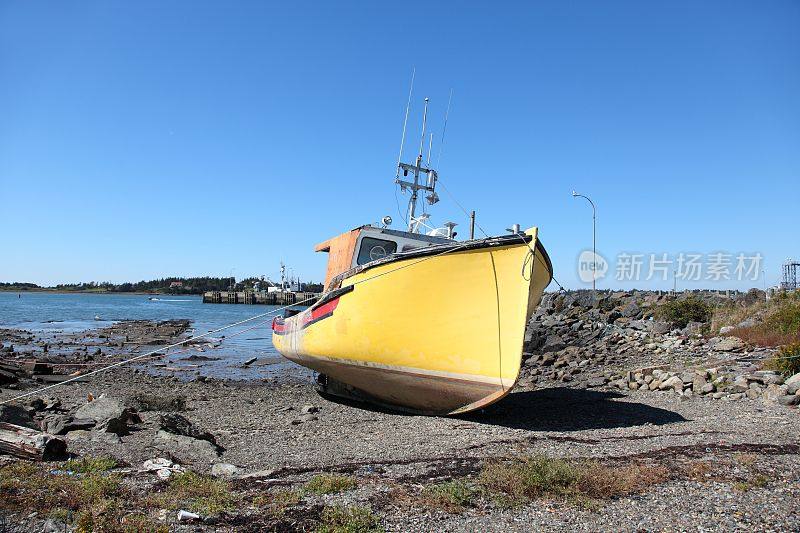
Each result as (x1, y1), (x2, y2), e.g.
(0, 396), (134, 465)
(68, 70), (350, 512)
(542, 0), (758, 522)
(272, 229), (552, 415)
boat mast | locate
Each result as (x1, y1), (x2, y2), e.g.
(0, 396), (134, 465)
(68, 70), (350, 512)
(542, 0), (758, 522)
(396, 97), (439, 233)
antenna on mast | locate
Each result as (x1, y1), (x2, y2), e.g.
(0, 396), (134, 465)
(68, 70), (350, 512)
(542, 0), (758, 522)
(436, 88), (453, 169)
(395, 86), (441, 233)
(418, 97), (429, 161)
(396, 68), (415, 179)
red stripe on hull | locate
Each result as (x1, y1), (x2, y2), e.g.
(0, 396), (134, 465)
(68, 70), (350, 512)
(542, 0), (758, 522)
(272, 297), (341, 335)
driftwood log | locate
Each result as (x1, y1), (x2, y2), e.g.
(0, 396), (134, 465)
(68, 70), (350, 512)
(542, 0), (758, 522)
(0, 422), (67, 460)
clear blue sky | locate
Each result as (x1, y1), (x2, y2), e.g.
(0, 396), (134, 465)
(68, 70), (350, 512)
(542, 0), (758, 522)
(1, 1), (798, 290)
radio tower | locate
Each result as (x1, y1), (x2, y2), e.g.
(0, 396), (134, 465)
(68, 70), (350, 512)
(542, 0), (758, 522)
(781, 259), (800, 291)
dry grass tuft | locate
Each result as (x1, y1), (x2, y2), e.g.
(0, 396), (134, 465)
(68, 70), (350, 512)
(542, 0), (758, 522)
(733, 474), (770, 492)
(0, 458), (166, 531)
(64, 456), (118, 474)
(735, 454), (757, 467)
(479, 456), (668, 507)
(253, 488), (304, 518)
(713, 293), (800, 347)
(74, 501), (168, 533)
(728, 327), (799, 348)
(684, 461), (713, 481)
(418, 480), (477, 513)
(147, 470), (236, 516)
(711, 300), (768, 333)
(480, 456), (578, 503)
(763, 343), (800, 376)
(317, 504), (383, 533)
(0, 460), (124, 514)
(577, 462), (668, 499)
(655, 297), (712, 329)
(304, 473), (358, 495)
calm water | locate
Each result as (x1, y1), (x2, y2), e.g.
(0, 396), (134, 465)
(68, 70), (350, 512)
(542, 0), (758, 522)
(0, 291), (310, 381)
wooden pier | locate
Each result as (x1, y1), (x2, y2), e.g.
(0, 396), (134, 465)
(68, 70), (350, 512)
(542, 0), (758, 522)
(202, 291), (320, 306)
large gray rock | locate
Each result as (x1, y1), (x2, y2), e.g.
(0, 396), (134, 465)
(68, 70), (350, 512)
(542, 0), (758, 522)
(777, 395), (800, 406)
(649, 321), (672, 335)
(692, 374), (708, 394)
(785, 372), (800, 390)
(541, 334), (567, 353)
(680, 372), (696, 385)
(158, 413), (224, 453)
(75, 396), (140, 425)
(44, 415), (96, 435)
(763, 384), (788, 402)
(540, 353), (556, 366)
(621, 302), (641, 318)
(748, 371), (783, 385)
(587, 376), (607, 388)
(660, 376), (684, 391)
(156, 430), (222, 459)
(709, 336), (745, 352)
(211, 462), (241, 477)
(74, 396), (140, 436)
(98, 417), (131, 436)
(0, 404), (38, 429)
(683, 321), (705, 336)
(730, 378), (749, 394)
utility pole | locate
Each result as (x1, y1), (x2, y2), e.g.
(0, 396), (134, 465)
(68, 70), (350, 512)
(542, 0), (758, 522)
(572, 191), (597, 292)
(469, 210), (476, 240)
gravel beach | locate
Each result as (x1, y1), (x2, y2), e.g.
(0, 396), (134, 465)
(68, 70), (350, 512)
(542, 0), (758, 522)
(1, 291), (799, 531)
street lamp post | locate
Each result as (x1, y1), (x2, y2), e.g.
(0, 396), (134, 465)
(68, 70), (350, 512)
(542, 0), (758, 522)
(572, 190), (597, 291)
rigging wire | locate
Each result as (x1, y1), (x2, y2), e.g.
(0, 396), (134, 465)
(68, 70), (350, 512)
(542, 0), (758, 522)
(436, 174), (565, 291)
(395, 67), (415, 179)
(394, 186), (405, 221)
(436, 88), (453, 170)
(394, 68), (416, 224)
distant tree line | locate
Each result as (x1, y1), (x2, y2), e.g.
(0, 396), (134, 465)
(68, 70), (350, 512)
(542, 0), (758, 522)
(0, 282), (41, 290)
(1, 277), (324, 294)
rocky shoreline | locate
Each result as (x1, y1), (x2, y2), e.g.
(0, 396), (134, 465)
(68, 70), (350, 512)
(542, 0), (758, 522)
(1, 290), (799, 532)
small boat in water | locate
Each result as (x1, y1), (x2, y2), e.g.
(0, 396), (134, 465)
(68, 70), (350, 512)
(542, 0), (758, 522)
(272, 98), (552, 415)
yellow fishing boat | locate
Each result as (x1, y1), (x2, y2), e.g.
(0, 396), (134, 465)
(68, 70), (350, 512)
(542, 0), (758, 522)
(272, 97), (552, 415)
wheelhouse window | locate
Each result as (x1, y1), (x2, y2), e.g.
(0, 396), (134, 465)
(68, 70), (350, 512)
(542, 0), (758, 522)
(356, 237), (397, 265)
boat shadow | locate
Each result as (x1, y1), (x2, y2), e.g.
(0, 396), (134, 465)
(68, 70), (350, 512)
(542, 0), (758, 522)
(463, 387), (687, 431)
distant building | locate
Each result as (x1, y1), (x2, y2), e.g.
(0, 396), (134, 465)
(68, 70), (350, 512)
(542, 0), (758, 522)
(169, 281), (184, 288)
